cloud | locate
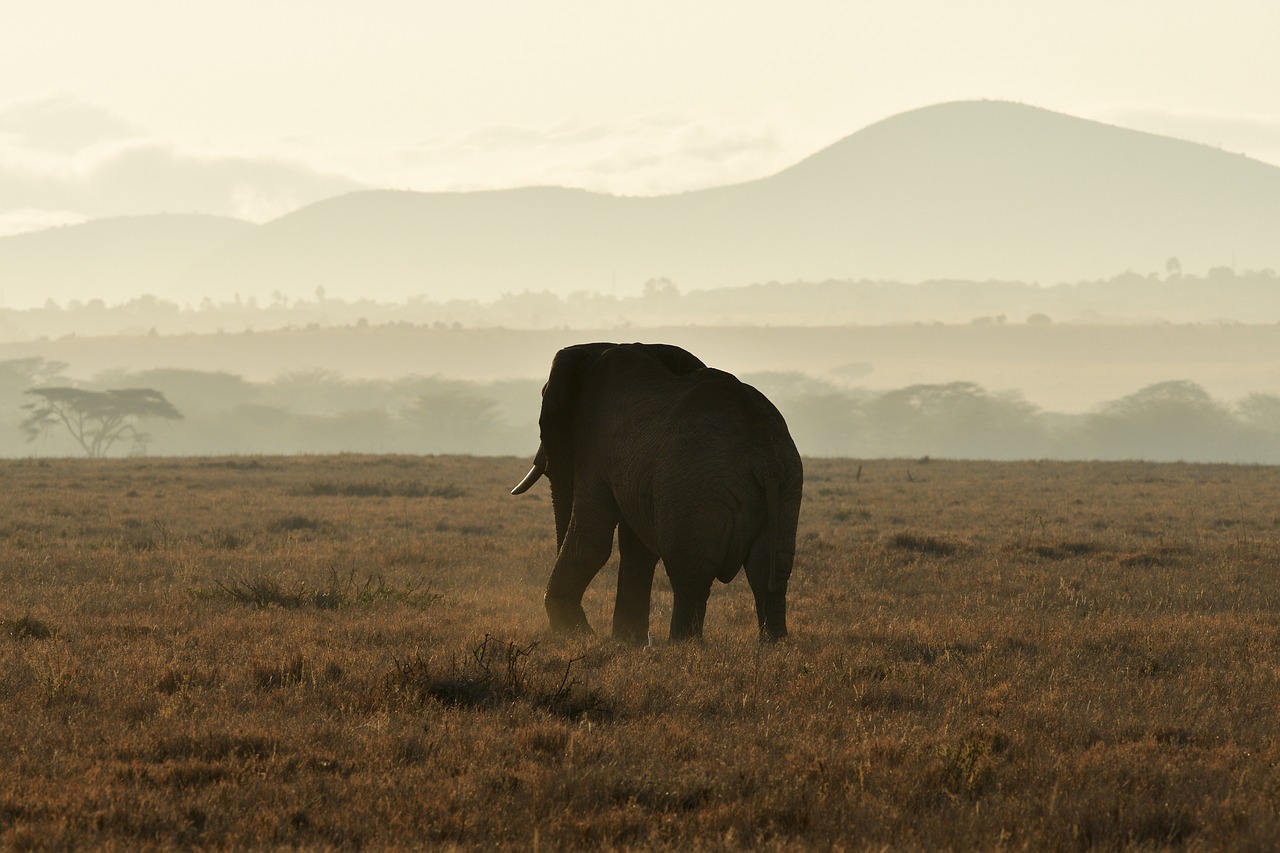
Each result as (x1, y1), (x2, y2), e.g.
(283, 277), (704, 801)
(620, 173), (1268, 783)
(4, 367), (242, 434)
(0, 141), (362, 225)
(0, 93), (144, 153)
(399, 116), (791, 196)
(1094, 106), (1280, 167)
(0, 96), (800, 236)
(0, 208), (88, 238)
(0, 94), (363, 233)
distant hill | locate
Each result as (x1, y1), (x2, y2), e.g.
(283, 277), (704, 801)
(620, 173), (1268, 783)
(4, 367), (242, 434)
(183, 101), (1280, 300)
(0, 214), (254, 306)
(8, 101), (1280, 305)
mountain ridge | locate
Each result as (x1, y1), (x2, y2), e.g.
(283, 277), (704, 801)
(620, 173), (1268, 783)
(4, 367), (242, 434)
(6, 100), (1280, 306)
(0, 214), (255, 307)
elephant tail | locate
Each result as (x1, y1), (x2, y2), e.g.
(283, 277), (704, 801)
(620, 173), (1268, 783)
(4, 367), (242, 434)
(765, 472), (785, 593)
(764, 455), (801, 595)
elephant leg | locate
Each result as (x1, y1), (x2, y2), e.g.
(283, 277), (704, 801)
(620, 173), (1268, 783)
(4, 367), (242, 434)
(746, 535), (787, 641)
(544, 511), (617, 634)
(667, 567), (714, 641)
(612, 522), (658, 645)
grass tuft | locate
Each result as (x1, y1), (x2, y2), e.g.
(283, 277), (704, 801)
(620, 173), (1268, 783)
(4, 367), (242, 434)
(253, 655), (339, 690)
(887, 531), (960, 556)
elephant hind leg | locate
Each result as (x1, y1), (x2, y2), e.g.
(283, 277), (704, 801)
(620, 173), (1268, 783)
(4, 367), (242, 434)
(667, 567), (714, 641)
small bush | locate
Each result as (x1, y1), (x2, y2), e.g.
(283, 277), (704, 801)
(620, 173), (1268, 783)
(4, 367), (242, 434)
(1118, 545), (1189, 568)
(382, 634), (607, 719)
(1030, 541), (1100, 560)
(3, 614), (55, 640)
(268, 515), (331, 533)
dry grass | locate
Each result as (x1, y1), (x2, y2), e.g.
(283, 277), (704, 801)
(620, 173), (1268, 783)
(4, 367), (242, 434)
(1, 454), (1279, 850)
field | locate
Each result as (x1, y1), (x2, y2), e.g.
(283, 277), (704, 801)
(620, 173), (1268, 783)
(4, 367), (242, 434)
(2, 454), (1279, 850)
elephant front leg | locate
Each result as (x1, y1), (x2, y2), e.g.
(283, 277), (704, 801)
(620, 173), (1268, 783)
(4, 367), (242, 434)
(612, 522), (658, 645)
(544, 514), (616, 634)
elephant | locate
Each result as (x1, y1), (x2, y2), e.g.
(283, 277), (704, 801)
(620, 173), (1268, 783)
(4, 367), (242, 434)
(511, 342), (803, 643)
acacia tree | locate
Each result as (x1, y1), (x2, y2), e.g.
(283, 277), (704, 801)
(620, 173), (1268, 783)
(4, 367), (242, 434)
(21, 387), (183, 457)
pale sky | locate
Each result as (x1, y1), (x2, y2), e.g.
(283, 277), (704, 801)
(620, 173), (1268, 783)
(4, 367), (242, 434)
(2, 1), (1279, 234)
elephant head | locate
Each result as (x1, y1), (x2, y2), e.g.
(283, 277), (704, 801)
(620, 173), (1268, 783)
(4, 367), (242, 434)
(512, 342), (707, 549)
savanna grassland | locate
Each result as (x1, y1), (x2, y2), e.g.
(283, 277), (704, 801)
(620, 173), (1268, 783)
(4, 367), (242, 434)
(2, 454), (1280, 850)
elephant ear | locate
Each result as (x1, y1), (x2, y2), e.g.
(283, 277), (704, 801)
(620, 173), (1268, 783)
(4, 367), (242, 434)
(539, 343), (617, 459)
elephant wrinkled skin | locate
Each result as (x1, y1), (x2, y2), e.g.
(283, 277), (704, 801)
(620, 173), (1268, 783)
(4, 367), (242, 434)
(512, 342), (803, 643)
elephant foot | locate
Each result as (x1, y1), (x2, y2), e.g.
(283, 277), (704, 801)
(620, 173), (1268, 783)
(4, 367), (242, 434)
(544, 595), (592, 634)
(610, 623), (649, 646)
(668, 612), (705, 642)
(758, 624), (787, 643)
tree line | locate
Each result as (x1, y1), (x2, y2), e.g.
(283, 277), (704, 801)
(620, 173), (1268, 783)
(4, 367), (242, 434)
(3, 358), (1277, 463)
(6, 264), (1280, 340)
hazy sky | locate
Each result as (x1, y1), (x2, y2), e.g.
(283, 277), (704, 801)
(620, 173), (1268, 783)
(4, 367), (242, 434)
(2, 1), (1279, 235)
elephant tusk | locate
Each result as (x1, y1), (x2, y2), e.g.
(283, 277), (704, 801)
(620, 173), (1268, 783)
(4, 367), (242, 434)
(511, 463), (545, 495)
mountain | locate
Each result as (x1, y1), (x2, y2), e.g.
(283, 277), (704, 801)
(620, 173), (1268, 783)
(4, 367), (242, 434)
(9, 101), (1280, 306)
(0, 214), (254, 307)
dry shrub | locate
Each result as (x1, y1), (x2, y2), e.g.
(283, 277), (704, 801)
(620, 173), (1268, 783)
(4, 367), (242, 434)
(382, 634), (608, 720)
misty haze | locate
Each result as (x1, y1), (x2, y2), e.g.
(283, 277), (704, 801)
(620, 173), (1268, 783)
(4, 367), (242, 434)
(1, 102), (1279, 462)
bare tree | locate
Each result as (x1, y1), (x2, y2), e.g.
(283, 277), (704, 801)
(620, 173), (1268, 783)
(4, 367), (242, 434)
(21, 387), (182, 457)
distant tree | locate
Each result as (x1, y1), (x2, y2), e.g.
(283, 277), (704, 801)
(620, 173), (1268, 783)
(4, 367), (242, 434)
(1236, 393), (1280, 430)
(0, 358), (68, 397)
(1235, 393), (1280, 462)
(1080, 380), (1240, 461)
(643, 277), (679, 299)
(402, 389), (503, 454)
(21, 387), (183, 457)
(862, 382), (1044, 458)
(0, 359), (69, 454)
(92, 368), (261, 415)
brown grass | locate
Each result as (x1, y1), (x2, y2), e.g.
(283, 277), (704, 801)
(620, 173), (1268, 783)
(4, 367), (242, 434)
(1, 454), (1279, 850)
